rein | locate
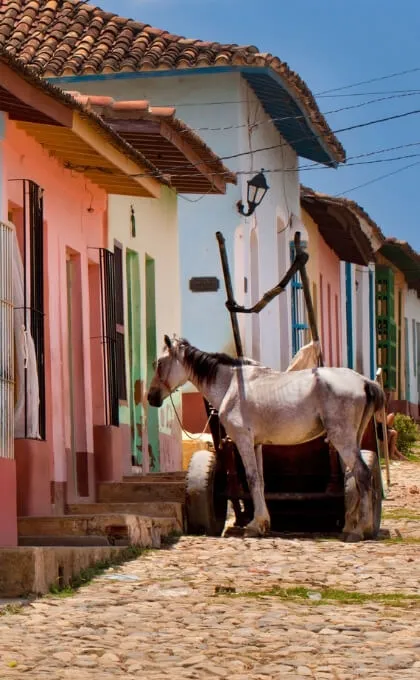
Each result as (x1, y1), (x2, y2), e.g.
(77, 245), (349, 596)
(169, 392), (212, 441)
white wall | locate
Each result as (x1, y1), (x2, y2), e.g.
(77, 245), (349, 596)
(355, 264), (371, 377)
(342, 261), (376, 379)
(61, 72), (299, 371)
(405, 288), (420, 405)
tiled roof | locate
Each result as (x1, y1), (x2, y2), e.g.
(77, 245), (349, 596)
(301, 185), (385, 265)
(0, 0), (345, 164)
(380, 238), (420, 295)
(0, 46), (164, 183)
(67, 92), (236, 192)
(301, 185), (385, 244)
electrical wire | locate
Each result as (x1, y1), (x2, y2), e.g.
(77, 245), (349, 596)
(315, 66), (420, 95)
(122, 108), (420, 179)
(174, 91), (420, 135)
(334, 159), (420, 196)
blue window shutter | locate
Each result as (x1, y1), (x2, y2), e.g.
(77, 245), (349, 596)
(345, 262), (353, 369)
(290, 241), (309, 356)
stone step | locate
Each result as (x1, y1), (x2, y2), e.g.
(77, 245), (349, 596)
(123, 471), (187, 483)
(0, 545), (131, 597)
(66, 501), (184, 528)
(19, 536), (127, 548)
(97, 481), (186, 504)
(18, 514), (179, 548)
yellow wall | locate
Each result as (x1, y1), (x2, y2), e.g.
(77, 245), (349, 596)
(108, 187), (182, 471)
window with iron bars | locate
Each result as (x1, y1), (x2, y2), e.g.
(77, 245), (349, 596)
(98, 248), (119, 427)
(9, 179), (46, 440)
(114, 242), (127, 402)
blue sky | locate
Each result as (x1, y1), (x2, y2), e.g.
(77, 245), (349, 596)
(99, 0), (420, 250)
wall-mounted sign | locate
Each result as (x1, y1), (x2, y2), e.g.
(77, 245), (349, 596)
(189, 276), (220, 293)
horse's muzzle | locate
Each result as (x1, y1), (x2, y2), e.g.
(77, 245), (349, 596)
(147, 389), (163, 408)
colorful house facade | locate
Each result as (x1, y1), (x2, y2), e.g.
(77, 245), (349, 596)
(0, 49), (232, 547)
(67, 93), (235, 472)
(0, 0), (347, 427)
(301, 188), (384, 379)
(0, 50), (161, 544)
(376, 239), (420, 417)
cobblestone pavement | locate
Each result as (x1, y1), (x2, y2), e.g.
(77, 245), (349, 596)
(0, 461), (419, 679)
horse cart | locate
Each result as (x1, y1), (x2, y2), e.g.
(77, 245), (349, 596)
(184, 231), (385, 539)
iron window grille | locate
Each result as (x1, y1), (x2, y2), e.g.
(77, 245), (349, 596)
(9, 179), (46, 440)
(98, 248), (119, 426)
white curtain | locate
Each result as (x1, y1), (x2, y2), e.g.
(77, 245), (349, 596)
(12, 225), (40, 439)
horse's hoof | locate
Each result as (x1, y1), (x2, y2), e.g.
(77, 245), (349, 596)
(342, 531), (363, 543)
(244, 518), (270, 538)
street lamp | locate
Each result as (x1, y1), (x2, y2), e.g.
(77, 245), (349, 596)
(236, 170), (269, 217)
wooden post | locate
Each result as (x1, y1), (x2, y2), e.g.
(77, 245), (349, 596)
(216, 231), (244, 358)
(376, 368), (391, 488)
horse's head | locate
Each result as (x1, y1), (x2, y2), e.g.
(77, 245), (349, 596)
(147, 334), (188, 407)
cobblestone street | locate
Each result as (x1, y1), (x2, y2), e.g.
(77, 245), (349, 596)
(1, 461), (419, 679)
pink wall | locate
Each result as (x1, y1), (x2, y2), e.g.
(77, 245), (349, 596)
(0, 459), (17, 546)
(5, 120), (108, 510)
(318, 237), (342, 367)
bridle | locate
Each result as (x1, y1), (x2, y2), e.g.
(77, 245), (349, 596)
(154, 352), (212, 441)
(154, 356), (175, 395)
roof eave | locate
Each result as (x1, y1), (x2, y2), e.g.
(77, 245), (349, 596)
(47, 65), (345, 167)
(379, 240), (420, 294)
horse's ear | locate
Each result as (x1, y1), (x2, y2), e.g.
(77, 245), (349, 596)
(164, 334), (172, 350)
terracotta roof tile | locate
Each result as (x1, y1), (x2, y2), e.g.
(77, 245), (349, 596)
(301, 185), (386, 246)
(0, 46), (165, 184)
(0, 0), (344, 163)
(380, 238), (420, 295)
(67, 91), (237, 192)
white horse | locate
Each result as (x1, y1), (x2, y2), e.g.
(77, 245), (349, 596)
(147, 335), (384, 540)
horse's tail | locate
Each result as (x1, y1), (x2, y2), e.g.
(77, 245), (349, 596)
(364, 379), (385, 414)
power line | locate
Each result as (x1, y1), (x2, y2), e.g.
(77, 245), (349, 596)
(334, 159), (420, 197)
(174, 91), (420, 135)
(146, 107), (420, 176)
(315, 66), (420, 95)
(318, 89), (420, 98)
(170, 89), (420, 107)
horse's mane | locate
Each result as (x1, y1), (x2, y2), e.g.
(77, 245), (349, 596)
(178, 339), (255, 385)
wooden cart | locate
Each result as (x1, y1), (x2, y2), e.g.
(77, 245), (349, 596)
(185, 231), (384, 537)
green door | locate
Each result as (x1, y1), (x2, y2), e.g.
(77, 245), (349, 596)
(145, 255), (160, 471)
(126, 250), (143, 466)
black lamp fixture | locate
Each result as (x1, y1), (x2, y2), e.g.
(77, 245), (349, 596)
(237, 169), (269, 217)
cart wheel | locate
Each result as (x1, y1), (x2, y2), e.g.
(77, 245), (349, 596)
(361, 449), (383, 539)
(186, 449), (228, 536)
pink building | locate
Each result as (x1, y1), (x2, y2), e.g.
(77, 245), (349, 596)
(0, 52), (233, 548)
(0, 52), (162, 546)
(301, 187), (382, 373)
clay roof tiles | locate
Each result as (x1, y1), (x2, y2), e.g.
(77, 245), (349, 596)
(0, 0), (345, 163)
(300, 185), (385, 266)
(66, 91), (237, 192)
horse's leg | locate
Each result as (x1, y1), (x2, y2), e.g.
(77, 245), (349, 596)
(324, 423), (372, 541)
(255, 445), (264, 485)
(235, 436), (270, 537)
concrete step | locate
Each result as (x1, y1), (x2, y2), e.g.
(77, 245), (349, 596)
(18, 514), (179, 548)
(123, 471), (186, 483)
(67, 501), (184, 528)
(97, 481), (186, 504)
(0, 545), (129, 597)
(19, 536), (127, 547)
